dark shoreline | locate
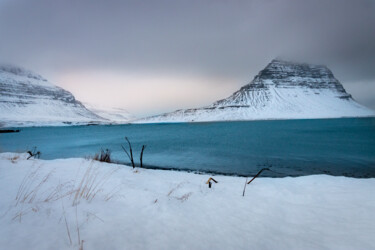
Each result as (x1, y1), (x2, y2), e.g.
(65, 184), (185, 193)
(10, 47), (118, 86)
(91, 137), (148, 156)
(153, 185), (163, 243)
(111, 160), (373, 179)
(0, 129), (20, 133)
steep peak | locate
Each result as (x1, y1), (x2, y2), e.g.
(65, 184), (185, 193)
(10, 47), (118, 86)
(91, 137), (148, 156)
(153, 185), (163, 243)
(269, 58), (327, 68)
(259, 59), (334, 80)
(245, 58), (347, 94)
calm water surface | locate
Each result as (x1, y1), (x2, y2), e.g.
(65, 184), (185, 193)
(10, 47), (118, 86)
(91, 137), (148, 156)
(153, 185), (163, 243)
(1, 118), (375, 177)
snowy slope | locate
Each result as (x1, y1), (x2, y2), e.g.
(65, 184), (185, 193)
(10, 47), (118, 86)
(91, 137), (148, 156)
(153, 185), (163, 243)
(0, 65), (106, 127)
(139, 59), (375, 123)
(84, 103), (135, 123)
(1, 152), (374, 250)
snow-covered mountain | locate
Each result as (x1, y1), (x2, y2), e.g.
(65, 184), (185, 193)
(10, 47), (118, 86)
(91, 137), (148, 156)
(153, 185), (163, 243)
(0, 65), (106, 127)
(139, 59), (374, 123)
(84, 103), (135, 123)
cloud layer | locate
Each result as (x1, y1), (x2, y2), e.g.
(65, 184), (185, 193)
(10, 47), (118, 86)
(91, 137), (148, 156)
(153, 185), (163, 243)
(1, 0), (374, 114)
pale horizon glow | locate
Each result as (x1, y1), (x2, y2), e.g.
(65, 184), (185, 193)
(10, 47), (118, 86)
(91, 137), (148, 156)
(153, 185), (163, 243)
(57, 70), (238, 117)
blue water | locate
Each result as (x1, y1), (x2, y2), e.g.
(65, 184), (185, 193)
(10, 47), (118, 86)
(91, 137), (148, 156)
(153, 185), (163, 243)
(1, 118), (375, 177)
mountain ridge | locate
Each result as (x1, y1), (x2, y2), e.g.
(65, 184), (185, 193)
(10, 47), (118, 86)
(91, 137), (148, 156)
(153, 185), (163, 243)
(138, 59), (374, 123)
(0, 65), (106, 127)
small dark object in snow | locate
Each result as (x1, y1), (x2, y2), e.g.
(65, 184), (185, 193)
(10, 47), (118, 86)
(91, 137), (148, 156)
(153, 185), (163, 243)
(206, 177), (218, 188)
(27, 146), (41, 160)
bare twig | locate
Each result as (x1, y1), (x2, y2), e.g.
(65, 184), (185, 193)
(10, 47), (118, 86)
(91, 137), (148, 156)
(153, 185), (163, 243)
(140, 145), (146, 168)
(120, 145), (130, 160)
(242, 177), (248, 197)
(121, 137), (135, 168)
(126, 137), (134, 167)
(242, 168), (270, 196)
(247, 168), (270, 185)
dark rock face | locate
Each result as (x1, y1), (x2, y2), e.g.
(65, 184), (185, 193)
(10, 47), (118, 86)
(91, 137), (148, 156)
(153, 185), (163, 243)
(213, 59), (351, 108)
(257, 59), (347, 92)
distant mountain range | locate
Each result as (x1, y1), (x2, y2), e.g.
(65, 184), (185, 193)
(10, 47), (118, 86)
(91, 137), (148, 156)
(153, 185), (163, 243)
(0, 65), (132, 127)
(83, 103), (135, 123)
(1, 60), (374, 127)
(138, 59), (374, 123)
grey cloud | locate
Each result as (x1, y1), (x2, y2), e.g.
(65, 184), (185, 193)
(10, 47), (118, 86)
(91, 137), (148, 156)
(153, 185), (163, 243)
(0, 0), (374, 109)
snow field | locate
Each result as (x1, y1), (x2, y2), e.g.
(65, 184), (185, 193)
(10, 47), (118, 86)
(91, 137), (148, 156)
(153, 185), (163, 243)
(0, 153), (374, 250)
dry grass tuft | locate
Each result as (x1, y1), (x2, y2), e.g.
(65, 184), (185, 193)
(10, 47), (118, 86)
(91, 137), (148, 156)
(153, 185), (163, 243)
(15, 161), (120, 208)
(92, 149), (112, 163)
(43, 181), (75, 202)
(15, 166), (53, 206)
(13, 160), (121, 249)
(15, 166), (74, 206)
(72, 162), (119, 205)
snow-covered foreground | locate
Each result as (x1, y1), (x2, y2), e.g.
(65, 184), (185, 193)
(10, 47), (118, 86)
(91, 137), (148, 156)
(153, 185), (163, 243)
(0, 153), (374, 250)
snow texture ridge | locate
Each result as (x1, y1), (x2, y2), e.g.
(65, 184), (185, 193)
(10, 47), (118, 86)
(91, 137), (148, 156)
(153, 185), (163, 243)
(139, 59), (375, 123)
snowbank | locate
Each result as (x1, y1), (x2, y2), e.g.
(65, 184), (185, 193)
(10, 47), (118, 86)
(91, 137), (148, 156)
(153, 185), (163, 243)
(0, 153), (374, 250)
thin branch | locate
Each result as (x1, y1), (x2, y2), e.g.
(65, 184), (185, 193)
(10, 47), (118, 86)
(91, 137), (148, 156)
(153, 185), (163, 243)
(122, 137), (135, 168)
(125, 137), (134, 167)
(121, 145), (131, 159)
(140, 145), (146, 168)
(247, 168), (270, 185)
(242, 177), (248, 197)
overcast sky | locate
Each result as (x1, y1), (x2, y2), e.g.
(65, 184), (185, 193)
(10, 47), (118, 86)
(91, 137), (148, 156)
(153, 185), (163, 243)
(0, 0), (374, 116)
